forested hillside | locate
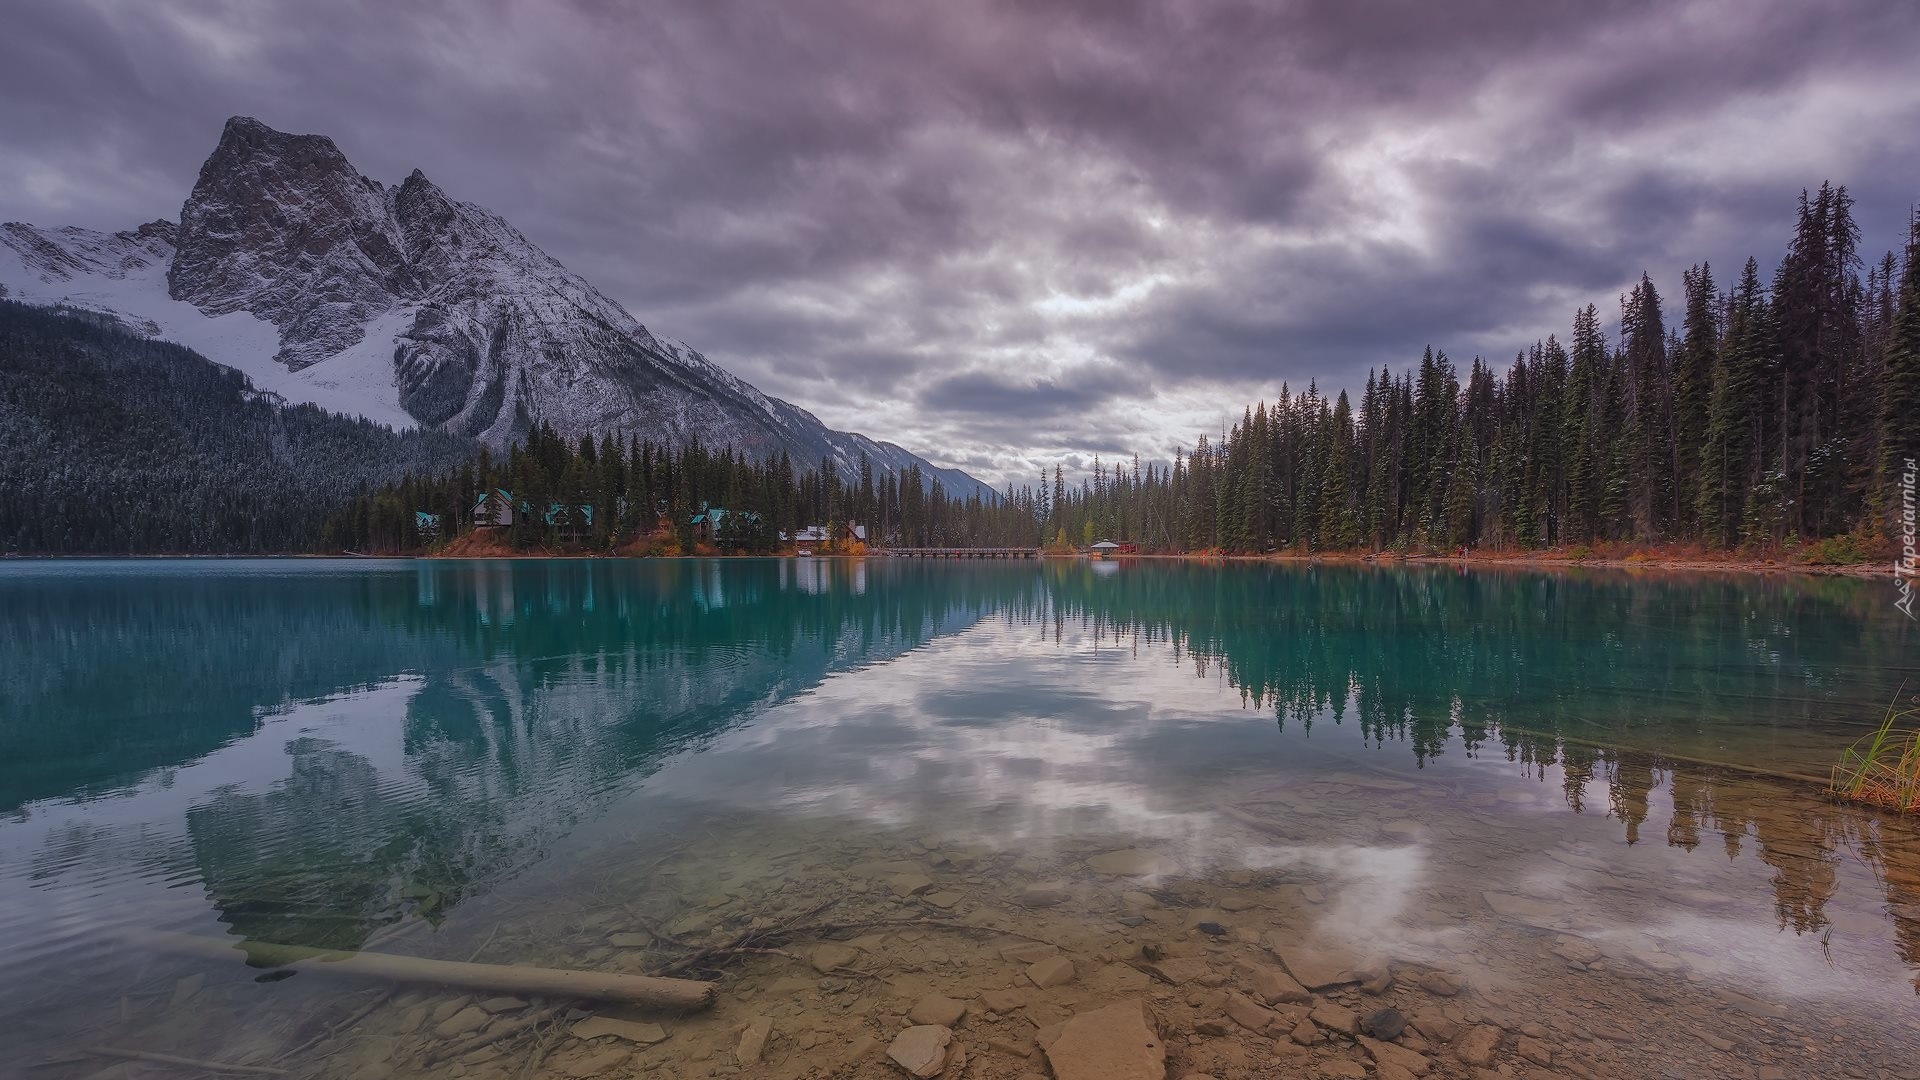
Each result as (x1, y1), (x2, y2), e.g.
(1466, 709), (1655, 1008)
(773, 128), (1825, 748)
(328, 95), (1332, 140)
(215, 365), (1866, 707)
(0, 301), (474, 553)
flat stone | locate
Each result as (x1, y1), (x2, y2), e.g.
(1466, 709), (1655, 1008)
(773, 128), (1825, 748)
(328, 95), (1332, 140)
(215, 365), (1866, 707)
(1358, 1035), (1431, 1076)
(607, 932), (652, 948)
(979, 988), (1026, 1013)
(1712, 988), (1788, 1018)
(560, 1048), (630, 1077)
(1550, 936), (1603, 965)
(811, 944), (861, 973)
(908, 994), (967, 1027)
(736, 1015), (773, 1065)
(1408, 1010), (1458, 1043)
(1455, 1025), (1503, 1067)
(1244, 963), (1313, 1005)
(1516, 1035), (1552, 1065)
(1317, 1061), (1367, 1079)
(1270, 940), (1360, 990)
(1482, 891), (1569, 928)
(887, 1025), (954, 1078)
(1694, 1029), (1737, 1053)
(433, 1005), (489, 1039)
(1416, 971), (1464, 997)
(1001, 942), (1061, 964)
(1017, 882), (1072, 907)
(1087, 849), (1179, 877)
(923, 890), (965, 909)
(478, 996), (528, 1014)
(1027, 955), (1077, 988)
(1309, 1002), (1358, 1035)
(572, 1017), (668, 1044)
(1042, 998), (1167, 1080)
(891, 874), (935, 897)
(1224, 992), (1277, 1033)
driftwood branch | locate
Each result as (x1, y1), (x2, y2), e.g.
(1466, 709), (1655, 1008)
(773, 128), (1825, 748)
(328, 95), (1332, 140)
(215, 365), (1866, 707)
(129, 931), (715, 1010)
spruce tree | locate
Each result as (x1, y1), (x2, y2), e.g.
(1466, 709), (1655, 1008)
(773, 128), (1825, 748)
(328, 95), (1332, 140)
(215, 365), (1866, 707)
(1878, 212), (1920, 541)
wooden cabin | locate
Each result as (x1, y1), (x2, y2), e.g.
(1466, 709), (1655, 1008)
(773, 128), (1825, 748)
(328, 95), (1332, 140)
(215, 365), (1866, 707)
(473, 489), (515, 528)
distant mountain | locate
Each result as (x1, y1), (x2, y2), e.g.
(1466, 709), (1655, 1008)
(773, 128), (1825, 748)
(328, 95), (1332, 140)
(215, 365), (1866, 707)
(0, 117), (990, 499)
(0, 300), (474, 553)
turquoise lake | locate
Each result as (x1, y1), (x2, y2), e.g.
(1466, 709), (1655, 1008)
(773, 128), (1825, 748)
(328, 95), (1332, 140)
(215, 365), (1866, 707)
(2, 558), (1917, 1078)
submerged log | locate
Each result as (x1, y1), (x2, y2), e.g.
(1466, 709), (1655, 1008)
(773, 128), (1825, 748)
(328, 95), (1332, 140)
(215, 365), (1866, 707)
(129, 930), (716, 1010)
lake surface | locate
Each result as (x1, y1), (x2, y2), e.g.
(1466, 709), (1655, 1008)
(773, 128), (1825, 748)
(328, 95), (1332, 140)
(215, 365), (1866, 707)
(2, 557), (1917, 1079)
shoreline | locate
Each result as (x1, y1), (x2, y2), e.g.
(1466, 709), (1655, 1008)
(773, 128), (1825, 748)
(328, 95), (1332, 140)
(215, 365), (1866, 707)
(1, 548), (1899, 579)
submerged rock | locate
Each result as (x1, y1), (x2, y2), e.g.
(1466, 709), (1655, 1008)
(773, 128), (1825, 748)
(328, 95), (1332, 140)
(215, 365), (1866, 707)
(907, 994), (967, 1026)
(1042, 998), (1166, 1080)
(887, 1024), (953, 1078)
(1242, 962), (1312, 1004)
(1269, 940), (1361, 990)
(1481, 891), (1569, 928)
(736, 1015), (773, 1065)
(1455, 1024), (1503, 1066)
(572, 1016), (668, 1044)
(1027, 955), (1077, 988)
(811, 944), (861, 973)
(1223, 991), (1277, 1033)
(1362, 1007), (1407, 1040)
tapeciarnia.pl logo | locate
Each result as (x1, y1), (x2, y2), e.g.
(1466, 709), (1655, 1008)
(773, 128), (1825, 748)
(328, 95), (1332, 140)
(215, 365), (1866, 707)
(1899, 457), (1917, 620)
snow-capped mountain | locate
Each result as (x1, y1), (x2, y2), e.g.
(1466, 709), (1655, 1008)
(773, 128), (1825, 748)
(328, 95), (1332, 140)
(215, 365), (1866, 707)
(0, 117), (989, 498)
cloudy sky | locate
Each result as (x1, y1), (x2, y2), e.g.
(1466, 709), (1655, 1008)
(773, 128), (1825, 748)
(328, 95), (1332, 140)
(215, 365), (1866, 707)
(4, 0), (1917, 485)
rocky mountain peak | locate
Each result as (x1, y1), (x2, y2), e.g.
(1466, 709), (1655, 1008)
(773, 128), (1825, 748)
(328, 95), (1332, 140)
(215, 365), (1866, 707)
(169, 116), (412, 369)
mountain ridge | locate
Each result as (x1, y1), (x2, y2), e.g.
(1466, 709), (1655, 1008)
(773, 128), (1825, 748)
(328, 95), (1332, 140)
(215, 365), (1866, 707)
(0, 116), (990, 499)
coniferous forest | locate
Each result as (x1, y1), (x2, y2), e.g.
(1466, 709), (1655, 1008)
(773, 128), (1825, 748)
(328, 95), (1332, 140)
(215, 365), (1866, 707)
(2, 185), (1916, 558)
(0, 301), (474, 553)
(334, 184), (1920, 559)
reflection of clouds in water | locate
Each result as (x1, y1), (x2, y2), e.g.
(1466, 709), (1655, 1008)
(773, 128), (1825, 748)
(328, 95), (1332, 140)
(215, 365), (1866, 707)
(647, 619), (1249, 848)
(1601, 911), (1884, 1005)
(632, 612), (1920, 1012)
(1242, 842), (1463, 958)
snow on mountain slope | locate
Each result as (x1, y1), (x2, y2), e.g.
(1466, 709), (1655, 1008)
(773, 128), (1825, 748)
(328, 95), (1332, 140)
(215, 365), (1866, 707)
(0, 222), (416, 429)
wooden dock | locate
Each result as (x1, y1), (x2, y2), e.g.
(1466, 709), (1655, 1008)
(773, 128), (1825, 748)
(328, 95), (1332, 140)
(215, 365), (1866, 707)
(883, 547), (1040, 559)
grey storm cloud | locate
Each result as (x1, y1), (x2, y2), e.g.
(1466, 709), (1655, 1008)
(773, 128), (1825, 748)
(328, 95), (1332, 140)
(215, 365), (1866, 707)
(3, 0), (1917, 485)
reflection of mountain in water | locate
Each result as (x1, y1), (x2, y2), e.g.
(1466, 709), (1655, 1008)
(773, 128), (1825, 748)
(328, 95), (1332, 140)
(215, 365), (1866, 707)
(0, 560), (1044, 949)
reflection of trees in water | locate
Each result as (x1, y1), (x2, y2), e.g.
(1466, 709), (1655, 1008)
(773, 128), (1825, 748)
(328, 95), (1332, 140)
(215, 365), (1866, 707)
(1035, 560), (1919, 986)
(143, 561), (1048, 949)
(1039, 562), (1909, 770)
